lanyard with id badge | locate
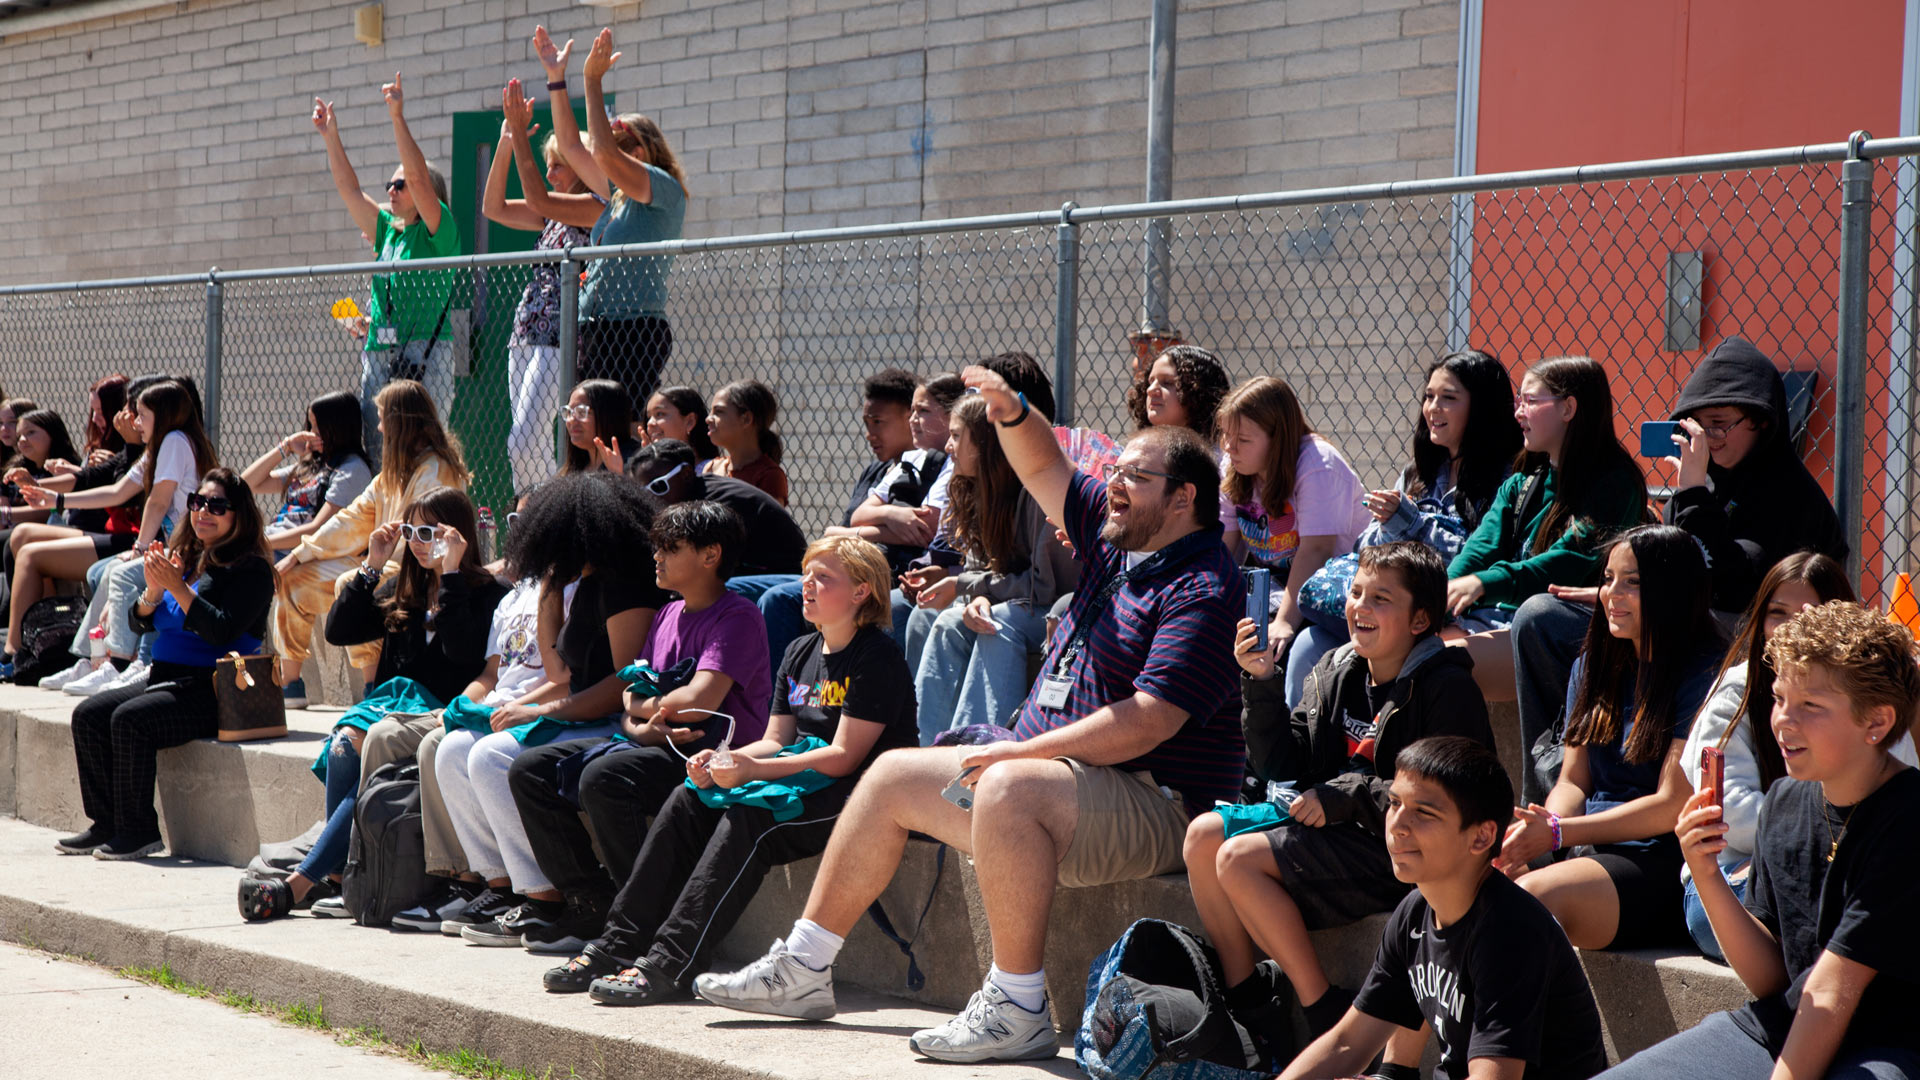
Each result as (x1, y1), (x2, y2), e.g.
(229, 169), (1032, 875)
(1037, 552), (1161, 710)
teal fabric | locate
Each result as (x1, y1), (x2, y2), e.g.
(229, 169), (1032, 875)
(310, 677), (442, 782)
(1211, 800), (1293, 839)
(441, 692), (615, 748)
(686, 736), (834, 822)
(441, 694), (495, 735)
(619, 661), (668, 697)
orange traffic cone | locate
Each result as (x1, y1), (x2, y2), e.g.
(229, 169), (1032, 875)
(1890, 573), (1920, 638)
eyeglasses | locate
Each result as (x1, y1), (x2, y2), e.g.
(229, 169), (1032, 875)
(645, 461), (687, 496)
(558, 404), (593, 422)
(1517, 393), (1566, 408)
(385, 178), (407, 192)
(186, 493), (232, 515)
(1697, 417), (1753, 439)
(663, 708), (737, 769)
(1101, 462), (1178, 488)
(398, 523), (440, 543)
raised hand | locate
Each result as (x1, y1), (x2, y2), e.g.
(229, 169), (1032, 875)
(533, 25), (574, 82)
(583, 28), (621, 80)
(364, 521), (402, 569)
(502, 80), (536, 133)
(381, 72), (405, 118)
(437, 524), (468, 573)
(311, 97), (337, 136)
(961, 365), (1022, 423)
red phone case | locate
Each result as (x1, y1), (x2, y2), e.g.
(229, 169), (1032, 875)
(1701, 746), (1725, 808)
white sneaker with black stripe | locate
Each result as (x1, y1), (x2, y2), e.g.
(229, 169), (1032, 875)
(692, 941), (836, 1020)
(908, 982), (1058, 1063)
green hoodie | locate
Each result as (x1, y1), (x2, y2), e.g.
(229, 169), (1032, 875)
(1446, 463), (1645, 610)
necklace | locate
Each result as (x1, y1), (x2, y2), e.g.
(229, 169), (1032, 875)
(1820, 800), (1857, 863)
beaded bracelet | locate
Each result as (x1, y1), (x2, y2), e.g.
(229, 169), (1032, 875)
(1547, 811), (1563, 851)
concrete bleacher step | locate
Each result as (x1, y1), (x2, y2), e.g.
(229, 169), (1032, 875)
(0, 684), (1750, 1068)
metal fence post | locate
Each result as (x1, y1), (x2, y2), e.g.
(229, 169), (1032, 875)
(1836, 132), (1876, 590)
(203, 269), (223, 450)
(559, 252), (580, 380)
(1054, 202), (1080, 426)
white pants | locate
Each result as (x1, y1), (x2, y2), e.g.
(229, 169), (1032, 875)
(437, 721), (619, 890)
(506, 342), (567, 494)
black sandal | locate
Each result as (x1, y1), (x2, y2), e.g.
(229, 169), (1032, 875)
(587, 959), (687, 1006)
(544, 944), (626, 993)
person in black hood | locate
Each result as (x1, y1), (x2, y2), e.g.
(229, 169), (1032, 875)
(1661, 336), (1846, 612)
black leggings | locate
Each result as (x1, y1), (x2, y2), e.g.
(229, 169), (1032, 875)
(597, 780), (851, 988)
(576, 316), (673, 417)
(70, 661), (216, 843)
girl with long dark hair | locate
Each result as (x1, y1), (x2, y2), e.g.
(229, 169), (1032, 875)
(1365, 350), (1524, 543)
(1129, 344), (1232, 443)
(703, 379), (788, 505)
(239, 391), (372, 559)
(643, 386), (717, 465)
(1495, 525), (1724, 951)
(59, 468), (276, 859)
(560, 379), (635, 475)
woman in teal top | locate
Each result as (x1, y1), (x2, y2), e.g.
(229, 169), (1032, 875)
(570, 28), (689, 419)
(1445, 355), (1648, 700)
(311, 73), (465, 458)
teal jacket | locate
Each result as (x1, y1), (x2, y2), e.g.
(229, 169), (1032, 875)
(1446, 463), (1646, 610)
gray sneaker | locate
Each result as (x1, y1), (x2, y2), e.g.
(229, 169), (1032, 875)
(908, 983), (1057, 1063)
(692, 941), (837, 1020)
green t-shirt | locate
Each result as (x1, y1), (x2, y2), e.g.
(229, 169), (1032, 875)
(366, 205), (461, 352)
(579, 164), (687, 320)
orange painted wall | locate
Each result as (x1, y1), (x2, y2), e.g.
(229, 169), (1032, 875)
(1468, 0), (1907, 595)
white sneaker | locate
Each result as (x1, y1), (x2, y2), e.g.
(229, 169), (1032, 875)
(96, 660), (150, 694)
(693, 941), (837, 1020)
(38, 657), (96, 691)
(63, 662), (122, 697)
(908, 983), (1057, 1063)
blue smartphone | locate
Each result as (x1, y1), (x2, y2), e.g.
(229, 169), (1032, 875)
(1245, 567), (1272, 653)
(1639, 420), (1683, 458)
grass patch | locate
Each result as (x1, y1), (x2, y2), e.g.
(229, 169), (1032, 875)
(116, 962), (575, 1079)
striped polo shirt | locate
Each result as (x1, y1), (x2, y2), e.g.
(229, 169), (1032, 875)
(1011, 470), (1246, 815)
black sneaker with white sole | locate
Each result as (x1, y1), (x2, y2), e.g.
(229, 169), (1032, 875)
(521, 892), (612, 956)
(461, 898), (563, 947)
(92, 834), (165, 861)
(391, 878), (483, 933)
(438, 886), (519, 936)
(55, 826), (112, 855)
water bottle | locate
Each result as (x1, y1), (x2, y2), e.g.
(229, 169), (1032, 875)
(477, 507), (496, 563)
(87, 624), (107, 660)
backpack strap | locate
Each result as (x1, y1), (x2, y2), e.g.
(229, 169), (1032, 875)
(864, 843), (947, 992)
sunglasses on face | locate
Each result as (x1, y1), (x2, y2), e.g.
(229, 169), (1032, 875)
(645, 462), (687, 496)
(186, 493), (232, 515)
(385, 178), (407, 192)
(399, 523), (440, 543)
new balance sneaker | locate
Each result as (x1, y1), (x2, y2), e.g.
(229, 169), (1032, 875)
(391, 878), (483, 933)
(693, 941), (837, 1020)
(460, 898), (562, 947)
(281, 677), (309, 710)
(63, 662), (122, 697)
(37, 657), (96, 691)
(521, 891), (611, 956)
(92, 834), (166, 861)
(97, 660), (150, 694)
(54, 826), (112, 855)
(908, 983), (1058, 1063)
(438, 886), (518, 936)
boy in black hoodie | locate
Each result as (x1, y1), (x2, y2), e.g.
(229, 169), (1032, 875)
(1185, 541), (1494, 1069)
(1509, 336), (1848, 804)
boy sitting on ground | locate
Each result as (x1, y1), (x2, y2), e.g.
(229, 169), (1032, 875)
(1281, 736), (1608, 1080)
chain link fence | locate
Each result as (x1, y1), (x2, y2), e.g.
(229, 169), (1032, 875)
(0, 137), (1913, 602)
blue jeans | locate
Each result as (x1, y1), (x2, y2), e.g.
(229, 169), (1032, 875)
(913, 598), (1047, 744)
(1283, 622), (1348, 708)
(1598, 1008), (1920, 1079)
(297, 730), (362, 881)
(727, 574), (804, 675)
(1682, 861), (1749, 961)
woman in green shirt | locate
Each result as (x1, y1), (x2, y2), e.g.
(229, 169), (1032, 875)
(311, 72), (465, 460)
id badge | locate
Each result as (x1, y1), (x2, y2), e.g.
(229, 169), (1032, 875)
(1037, 675), (1072, 710)
(375, 325), (398, 346)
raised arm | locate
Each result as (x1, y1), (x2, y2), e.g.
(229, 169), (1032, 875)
(962, 365), (1073, 525)
(481, 89), (545, 233)
(533, 25), (609, 198)
(382, 73), (442, 237)
(581, 30), (656, 206)
(504, 79), (604, 229)
(311, 97), (382, 242)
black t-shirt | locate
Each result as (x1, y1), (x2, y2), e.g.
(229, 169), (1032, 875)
(1733, 768), (1920, 1056)
(700, 476), (806, 576)
(1356, 870), (1607, 1080)
(1339, 676), (1396, 772)
(558, 571), (672, 695)
(775, 624), (917, 776)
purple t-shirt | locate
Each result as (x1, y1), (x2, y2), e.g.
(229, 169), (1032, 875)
(1010, 470), (1246, 815)
(642, 594), (772, 744)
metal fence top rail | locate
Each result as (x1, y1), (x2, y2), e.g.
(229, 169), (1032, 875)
(6, 131), (1918, 298)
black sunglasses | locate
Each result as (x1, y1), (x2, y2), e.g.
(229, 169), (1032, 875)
(386, 178), (407, 192)
(186, 493), (232, 515)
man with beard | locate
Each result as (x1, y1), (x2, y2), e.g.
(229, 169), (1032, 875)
(696, 364), (1244, 1064)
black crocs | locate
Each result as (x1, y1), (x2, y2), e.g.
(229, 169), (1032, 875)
(238, 875), (338, 922)
(543, 944), (627, 993)
(587, 959), (688, 1006)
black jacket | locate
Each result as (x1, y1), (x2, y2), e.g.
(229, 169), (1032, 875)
(1665, 336), (1847, 612)
(128, 552), (275, 652)
(1242, 635), (1494, 835)
(325, 568), (510, 705)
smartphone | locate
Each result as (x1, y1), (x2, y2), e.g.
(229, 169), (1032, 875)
(1700, 746), (1725, 809)
(1245, 568), (1272, 653)
(941, 766), (980, 812)
(1639, 420), (1683, 458)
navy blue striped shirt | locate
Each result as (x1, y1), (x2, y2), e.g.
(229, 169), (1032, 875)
(1011, 470), (1246, 815)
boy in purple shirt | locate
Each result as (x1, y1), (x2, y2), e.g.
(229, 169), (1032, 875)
(697, 364), (1244, 1065)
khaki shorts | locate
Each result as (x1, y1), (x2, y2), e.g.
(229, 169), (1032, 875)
(1056, 759), (1190, 889)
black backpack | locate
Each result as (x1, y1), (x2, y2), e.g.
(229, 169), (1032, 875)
(341, 759), (431, 928)
(1076, 919), (1272, 1080)
(13, 595), (84, 685)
